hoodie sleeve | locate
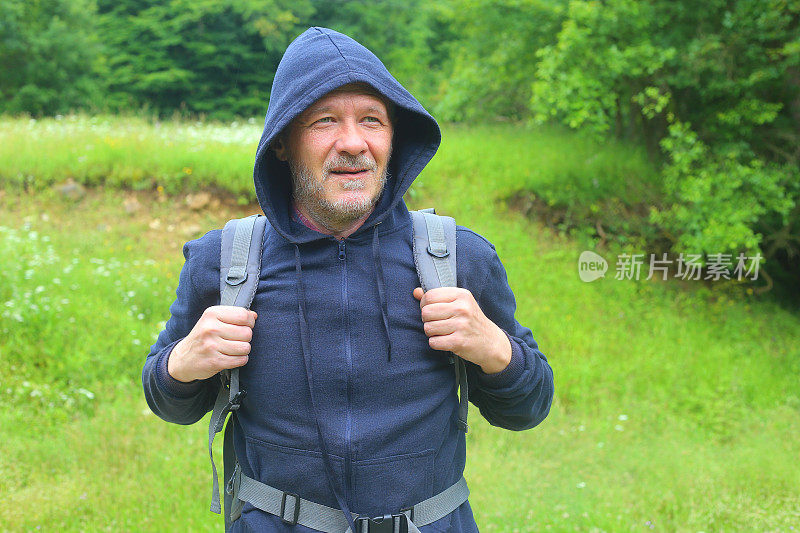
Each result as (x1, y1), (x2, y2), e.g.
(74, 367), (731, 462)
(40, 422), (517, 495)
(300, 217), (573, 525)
(457, 229), (554, 431)
(142, 230), (223, 425)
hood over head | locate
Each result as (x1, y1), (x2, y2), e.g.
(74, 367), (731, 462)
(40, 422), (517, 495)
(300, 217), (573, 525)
(253, 27), (441, 243)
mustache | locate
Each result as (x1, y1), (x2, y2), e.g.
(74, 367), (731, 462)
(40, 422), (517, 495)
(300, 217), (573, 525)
(323, 154), (377, 175)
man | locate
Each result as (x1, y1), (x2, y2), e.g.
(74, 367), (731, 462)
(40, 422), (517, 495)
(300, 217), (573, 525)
(143, 27), (553, 532)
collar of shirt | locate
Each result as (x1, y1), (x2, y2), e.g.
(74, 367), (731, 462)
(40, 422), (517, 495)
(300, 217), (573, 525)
(291, 202), (330, 235)
(291, 201), (375, 240)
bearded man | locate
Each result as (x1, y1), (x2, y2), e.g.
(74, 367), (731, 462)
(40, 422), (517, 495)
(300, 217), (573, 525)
(143, 27), (553, 533)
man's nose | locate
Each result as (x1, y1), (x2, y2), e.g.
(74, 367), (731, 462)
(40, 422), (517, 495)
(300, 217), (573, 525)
(334, 121), (368, 155)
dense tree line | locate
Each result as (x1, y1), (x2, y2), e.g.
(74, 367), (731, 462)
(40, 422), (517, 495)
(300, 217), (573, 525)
(2, 0), (798, 285)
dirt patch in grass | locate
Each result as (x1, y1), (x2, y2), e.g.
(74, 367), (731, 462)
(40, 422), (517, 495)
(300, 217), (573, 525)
(0, 186), (262, 262)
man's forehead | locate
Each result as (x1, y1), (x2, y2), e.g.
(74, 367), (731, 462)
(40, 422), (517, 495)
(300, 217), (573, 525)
(302, 89), (389, 116)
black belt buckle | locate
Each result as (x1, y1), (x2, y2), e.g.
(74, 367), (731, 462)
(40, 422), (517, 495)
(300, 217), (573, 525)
(356, 513), (409, 533)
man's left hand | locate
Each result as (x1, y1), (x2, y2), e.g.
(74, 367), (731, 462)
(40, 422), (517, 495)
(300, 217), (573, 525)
(413, 287), (511, 374)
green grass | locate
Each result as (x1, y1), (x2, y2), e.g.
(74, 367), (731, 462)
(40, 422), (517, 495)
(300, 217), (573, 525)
(0, 114), (261, 198)
(1, 117), (798, 531)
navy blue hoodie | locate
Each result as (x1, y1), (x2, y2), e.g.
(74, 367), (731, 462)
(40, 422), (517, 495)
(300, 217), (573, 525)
(143, 27), (553, 531)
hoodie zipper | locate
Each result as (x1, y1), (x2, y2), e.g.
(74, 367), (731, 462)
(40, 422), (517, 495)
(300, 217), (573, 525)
(338, 238), (353, 504)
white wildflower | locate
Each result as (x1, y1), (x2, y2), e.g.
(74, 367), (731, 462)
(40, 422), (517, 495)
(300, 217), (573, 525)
(76, 388), (95, 400)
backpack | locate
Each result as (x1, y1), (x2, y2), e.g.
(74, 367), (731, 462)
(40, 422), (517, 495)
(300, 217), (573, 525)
(208, 209), (469, 531)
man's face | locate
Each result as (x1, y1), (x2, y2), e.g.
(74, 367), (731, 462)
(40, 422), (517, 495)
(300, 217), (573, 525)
(274, 88), (393, 230)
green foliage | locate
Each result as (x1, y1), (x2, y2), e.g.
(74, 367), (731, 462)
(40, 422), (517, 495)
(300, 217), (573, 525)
(529, 0), (800, 280)
(434, 0), (566, 121)
(0, 0), (104, 115)
(96, 0), (314, 118)
(307, 0), (454, 109)
(531, 0), (675, 139)
(653, 120), (798, 256)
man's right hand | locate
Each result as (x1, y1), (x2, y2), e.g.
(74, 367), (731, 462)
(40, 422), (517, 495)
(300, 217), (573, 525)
(167, 306), (257, 383)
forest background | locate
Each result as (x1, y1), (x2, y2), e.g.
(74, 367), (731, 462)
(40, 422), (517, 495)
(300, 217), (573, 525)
(1, 0), (799, 530)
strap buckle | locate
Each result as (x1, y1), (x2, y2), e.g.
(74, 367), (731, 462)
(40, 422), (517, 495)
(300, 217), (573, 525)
(356, 512), (409, 533)
(225, 463), (241, 496)
(228, 389), (247, 411)
(280, 491), (300, 525)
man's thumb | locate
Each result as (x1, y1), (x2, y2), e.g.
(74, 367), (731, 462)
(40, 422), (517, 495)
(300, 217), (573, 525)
(413, 287), (424, 301)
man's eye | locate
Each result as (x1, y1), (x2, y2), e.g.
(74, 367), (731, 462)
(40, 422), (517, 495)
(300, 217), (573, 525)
(363, 116), (381, 123)
(315, 117), (334, 124)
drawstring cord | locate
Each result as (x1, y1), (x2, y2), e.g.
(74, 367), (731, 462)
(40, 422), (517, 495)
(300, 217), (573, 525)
(290, 229), (392, 530)
(294, 244), (358, 533)
(372, 225), (393, 362)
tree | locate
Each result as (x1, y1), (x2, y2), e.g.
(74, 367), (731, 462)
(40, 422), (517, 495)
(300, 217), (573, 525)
(0, 0), (104, 115)
(530, 0), (800, 284)
(96, 0), (314, 118)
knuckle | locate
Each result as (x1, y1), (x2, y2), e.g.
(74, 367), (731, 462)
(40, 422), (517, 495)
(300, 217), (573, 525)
(429, 336), (445, 351)
(451, 336), (466, 351)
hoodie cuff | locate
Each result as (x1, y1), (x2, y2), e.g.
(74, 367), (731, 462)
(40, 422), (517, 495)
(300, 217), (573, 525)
(156, 340), (206, 398)
(476, 331), (525, 389)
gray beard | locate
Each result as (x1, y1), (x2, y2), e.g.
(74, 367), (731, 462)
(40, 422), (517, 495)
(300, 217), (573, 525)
(290, 154), (390, 232)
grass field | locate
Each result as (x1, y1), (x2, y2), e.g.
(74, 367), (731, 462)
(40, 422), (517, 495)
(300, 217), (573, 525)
(1, 116), (798, 531)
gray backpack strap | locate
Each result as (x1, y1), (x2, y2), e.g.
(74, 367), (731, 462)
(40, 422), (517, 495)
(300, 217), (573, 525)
(232, 471), (469, 533)
(412, 208), (456, 290)
(208, 214), (266, 526)
(410, 209), (468, 432)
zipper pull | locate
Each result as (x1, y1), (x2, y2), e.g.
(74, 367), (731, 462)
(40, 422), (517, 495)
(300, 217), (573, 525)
(338, 240), (346, 261)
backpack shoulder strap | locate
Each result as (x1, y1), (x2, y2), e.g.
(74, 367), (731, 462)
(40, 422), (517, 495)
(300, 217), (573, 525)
(220, 214), (267, 307)
(209, 214), (267, 528)
(411, 208), (457, 290)
(410, 209), (468, 432)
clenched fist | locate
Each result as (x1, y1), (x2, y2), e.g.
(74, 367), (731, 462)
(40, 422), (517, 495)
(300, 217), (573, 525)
(413, 287), (511, 374)
(168, 305), (257, 383)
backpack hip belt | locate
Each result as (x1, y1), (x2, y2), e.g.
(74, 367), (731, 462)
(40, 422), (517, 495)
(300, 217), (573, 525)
(228, 466), (469, 533)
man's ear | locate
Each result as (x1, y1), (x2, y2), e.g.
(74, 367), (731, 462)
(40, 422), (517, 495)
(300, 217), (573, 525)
(272, 135), (289, 162)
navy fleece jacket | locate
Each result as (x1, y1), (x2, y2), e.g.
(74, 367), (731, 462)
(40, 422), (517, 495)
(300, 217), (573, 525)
(142, 27), (554, 532)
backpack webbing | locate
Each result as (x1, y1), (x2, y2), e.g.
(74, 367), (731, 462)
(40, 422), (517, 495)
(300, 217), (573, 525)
(208, 214), (266, 529)
(410, 209), (468, 432)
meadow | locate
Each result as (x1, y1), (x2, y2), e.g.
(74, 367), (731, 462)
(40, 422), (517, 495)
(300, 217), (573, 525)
(1, 116), (798, 531)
